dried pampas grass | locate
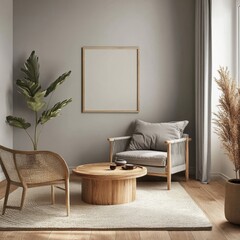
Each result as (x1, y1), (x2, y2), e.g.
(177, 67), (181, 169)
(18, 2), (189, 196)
(214, 67), (240, 179)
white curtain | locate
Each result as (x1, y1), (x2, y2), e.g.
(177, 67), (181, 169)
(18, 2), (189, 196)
(195, 0), (212, 183)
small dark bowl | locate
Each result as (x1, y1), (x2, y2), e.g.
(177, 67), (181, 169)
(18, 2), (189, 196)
(110, 164), (117, 170)
(124, 164), (135, 170)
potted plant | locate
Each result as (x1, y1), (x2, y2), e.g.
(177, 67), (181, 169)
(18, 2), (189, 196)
(6, 51), (72, 150)
(214, 67), (240, 225)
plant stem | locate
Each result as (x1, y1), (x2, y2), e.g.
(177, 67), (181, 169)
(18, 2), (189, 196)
(34, 111), (38, 150)
(36, 124), (43, 146)
(24, 129), (35, 148)
(35, 91), (56, 148)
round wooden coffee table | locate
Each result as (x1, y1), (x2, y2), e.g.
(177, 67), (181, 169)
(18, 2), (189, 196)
(73, 162), (147, 205)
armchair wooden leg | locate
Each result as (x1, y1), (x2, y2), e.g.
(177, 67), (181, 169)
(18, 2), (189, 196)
(167, 143), (172, 190)
(51, 185), (55, 204)
(2, 181), (10, 215)
(185, 138), (189, 181)
(20, 187), (27, 210)
(65, 179), (70, 216)
(167, 174), (171, 190)
(185, 169), (189, 181)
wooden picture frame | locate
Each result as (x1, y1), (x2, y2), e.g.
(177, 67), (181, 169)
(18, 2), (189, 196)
(82, 46), (139, 113)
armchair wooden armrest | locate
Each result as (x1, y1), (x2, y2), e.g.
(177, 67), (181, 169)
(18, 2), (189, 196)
(108, 136), (132, 142)
(165, 137), (191, 144)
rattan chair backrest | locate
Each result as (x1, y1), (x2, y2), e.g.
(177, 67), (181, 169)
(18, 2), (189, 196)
(0, 145), (69, 185)
(0, 146), (21, 183)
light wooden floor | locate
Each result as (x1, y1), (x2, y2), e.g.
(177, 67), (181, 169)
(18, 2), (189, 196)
(0, 176), (239, 240)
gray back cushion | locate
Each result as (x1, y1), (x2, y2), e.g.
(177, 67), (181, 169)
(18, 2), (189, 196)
(128, 119), (189, 151)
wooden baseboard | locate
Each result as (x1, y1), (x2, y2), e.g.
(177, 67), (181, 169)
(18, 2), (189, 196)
(211, 172), (230, 181)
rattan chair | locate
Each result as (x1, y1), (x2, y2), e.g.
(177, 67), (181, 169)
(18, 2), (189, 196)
(0, 145), (70, 216)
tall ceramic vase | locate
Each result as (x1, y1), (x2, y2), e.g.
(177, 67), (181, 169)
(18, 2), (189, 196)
(225, 179), (240, 225)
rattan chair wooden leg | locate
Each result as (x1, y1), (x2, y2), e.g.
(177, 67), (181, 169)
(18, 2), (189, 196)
(20, 187), (27, 210)
(65, 179), (70, 216)
(2, 181), (11, 215)
(51, 185), (55, 204)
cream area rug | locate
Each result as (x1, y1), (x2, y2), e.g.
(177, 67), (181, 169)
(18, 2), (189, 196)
(0, 181), (212, 230)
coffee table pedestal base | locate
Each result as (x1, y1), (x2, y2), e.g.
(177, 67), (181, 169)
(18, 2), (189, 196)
(82, 178), (136, 205)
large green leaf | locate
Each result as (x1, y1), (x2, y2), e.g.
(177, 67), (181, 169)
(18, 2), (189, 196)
(16, 51), (45, 112)
(6, 116), (31, 129)
(39, 98), (72, 124)
(26, 90), (46, 112)
(16, 79), (41, 98)
(21, 51), (40, 83)
(45, 71), (71, 97)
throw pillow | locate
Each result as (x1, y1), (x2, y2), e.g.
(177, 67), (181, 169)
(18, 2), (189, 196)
(128, 119), (189, 151)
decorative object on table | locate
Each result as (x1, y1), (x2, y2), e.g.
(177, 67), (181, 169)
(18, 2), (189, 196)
(109, 163), (116, 170)
(122, 164), (136, 170)
(0, 145), (70, 216)
(115, 159), (127, 166)
(82, 46), (139, 113)
(6, 51), (72, 150)
(214, 67), (240, 225)
(108, 119), (191, 190)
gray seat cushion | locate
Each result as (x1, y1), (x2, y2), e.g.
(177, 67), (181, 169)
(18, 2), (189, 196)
(115, 150), (167, 167)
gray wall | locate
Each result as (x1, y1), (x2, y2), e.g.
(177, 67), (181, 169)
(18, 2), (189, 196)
(13, 0), (195, 169)
(0, 0), (13, 180)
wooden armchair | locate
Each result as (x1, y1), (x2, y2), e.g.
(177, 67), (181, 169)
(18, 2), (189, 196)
(0, 145), (70, 216)
(108, 134), (190, 190)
